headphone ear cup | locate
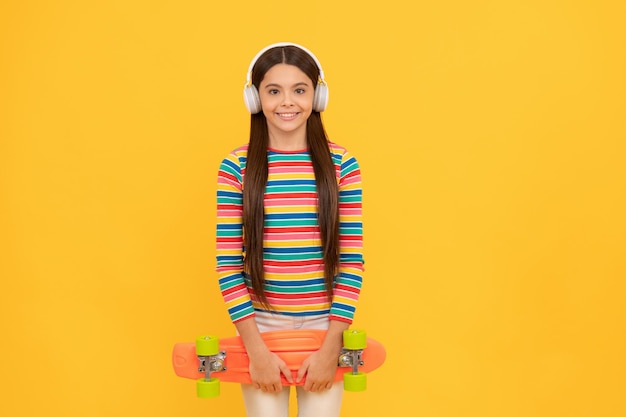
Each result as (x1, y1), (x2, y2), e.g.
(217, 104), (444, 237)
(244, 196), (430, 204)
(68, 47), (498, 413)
(313, 83), (329, 112)
(243, 85), (262, 114)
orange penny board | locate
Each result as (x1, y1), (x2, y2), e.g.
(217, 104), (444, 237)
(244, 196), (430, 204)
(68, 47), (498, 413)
(172, 329), (386, 386)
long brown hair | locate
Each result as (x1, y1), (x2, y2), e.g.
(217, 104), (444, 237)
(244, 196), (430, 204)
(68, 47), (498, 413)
(243, 46), (339, 309)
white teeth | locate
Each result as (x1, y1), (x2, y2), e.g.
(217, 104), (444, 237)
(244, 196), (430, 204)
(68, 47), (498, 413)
(278, 113), (297, 117)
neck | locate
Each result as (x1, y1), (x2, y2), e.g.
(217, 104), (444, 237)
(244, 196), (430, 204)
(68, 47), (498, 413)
(268, 130), (307, 151)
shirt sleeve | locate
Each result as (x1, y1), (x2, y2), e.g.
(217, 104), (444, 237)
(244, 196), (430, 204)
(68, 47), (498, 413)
(215, 152), (255, 323)
(329, 150), (364, 323)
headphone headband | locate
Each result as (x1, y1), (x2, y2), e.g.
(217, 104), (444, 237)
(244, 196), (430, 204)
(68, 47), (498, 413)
(244, 42), (326, 86)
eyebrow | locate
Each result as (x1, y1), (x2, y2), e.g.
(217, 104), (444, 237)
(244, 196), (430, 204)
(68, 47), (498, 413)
(263, 82), (310, 89)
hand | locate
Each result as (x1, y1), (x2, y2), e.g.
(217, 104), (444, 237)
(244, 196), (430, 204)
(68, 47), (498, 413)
(234, 317), (294, 393)
(295, 348), (338, 392)
(249, 350), (293, 393)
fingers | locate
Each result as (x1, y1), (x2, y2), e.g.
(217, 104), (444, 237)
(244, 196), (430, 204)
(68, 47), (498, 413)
(255, 380), (333, 393)
(255, 382), (281, 393)
(303, 380), (334, 392)
(251, 372), (284, 392)
(250, 353), (291, 392)
(295, 360), (309, 383)
(280, 362), (294, 384)
(298, 356), (335, 391)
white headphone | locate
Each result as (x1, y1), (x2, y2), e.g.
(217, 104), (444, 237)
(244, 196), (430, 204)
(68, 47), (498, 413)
(243, 42), (329, 114)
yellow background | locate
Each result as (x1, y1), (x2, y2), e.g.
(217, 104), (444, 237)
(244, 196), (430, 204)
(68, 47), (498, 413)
(1, 1), (624, 416)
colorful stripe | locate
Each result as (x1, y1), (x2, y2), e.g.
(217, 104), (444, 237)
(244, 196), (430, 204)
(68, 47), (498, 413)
(215, 142), (364, 324)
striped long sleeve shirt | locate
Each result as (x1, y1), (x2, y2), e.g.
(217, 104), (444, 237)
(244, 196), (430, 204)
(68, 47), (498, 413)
(216, 142), (364, 324)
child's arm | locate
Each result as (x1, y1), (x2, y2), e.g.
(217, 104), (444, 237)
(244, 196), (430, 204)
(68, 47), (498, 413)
(329, 149), (364, 322)
(216, 151), (255, 322)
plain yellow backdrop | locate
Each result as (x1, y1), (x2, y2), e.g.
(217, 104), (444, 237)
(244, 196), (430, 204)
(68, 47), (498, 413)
(1, 1), (625, 416)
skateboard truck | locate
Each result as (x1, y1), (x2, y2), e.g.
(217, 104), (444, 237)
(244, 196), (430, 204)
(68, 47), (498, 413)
(195, 335), (224, 398)
(341, 329), (368, 391)
(338, 348), (364, 373)
(198, 350), (227, 376)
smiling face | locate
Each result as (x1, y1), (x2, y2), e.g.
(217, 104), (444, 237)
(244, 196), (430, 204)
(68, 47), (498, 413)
(259, 63), (314, 150)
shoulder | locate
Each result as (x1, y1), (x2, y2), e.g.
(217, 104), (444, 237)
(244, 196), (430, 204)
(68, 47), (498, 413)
(229, 144), (249, 160)
(328, 141), (360, 168)
(218, 144), (249, 176)
(221, 144), (249, 165)
(327, 141), (349, 157)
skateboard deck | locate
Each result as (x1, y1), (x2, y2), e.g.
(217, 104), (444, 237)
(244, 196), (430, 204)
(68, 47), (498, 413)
(172, 329), (386, 388)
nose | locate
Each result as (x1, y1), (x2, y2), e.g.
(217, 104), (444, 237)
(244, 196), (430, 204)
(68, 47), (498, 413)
(280, 92), (294, 106)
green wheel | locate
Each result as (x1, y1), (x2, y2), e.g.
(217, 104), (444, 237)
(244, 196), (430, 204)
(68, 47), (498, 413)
(196, 335), (219, 356)
(343, 329), (367, 350)
(344, 372), (367, 392)
(197, 377), (220, 398)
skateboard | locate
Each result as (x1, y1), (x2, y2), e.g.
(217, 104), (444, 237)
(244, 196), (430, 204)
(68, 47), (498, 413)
(172, 329), (386, 398)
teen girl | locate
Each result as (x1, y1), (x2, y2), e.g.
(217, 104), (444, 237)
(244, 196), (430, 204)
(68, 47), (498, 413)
(215, 42), (364, 417)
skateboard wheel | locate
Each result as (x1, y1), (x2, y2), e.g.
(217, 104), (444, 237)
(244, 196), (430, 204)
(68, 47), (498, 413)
(197, 377), (220, 398)
(343, 329), (367, 350)
(344, 372), (367, 392)
(196, 335), (219, 356)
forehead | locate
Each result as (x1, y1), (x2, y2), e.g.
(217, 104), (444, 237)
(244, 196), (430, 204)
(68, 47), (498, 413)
(260, 63), (311, 86)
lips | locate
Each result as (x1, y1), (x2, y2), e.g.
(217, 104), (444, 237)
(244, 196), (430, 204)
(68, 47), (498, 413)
(276, 112), (299, 120)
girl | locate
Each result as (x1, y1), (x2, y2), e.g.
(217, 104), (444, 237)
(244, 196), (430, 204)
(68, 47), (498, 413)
(216, 42), (364, 417)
